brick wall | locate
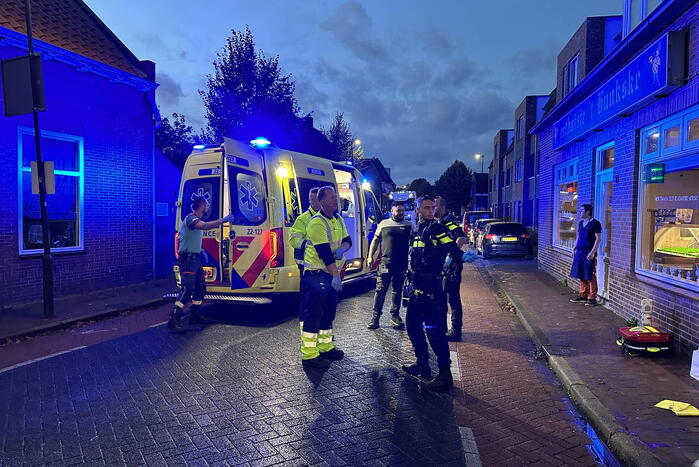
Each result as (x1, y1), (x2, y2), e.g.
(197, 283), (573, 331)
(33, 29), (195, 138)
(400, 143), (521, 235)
(0, 47), (155, 307)
(538, 5), (699, 353)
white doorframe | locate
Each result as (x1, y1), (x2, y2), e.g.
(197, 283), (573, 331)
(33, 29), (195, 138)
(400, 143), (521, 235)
(595, 142), (615, 300)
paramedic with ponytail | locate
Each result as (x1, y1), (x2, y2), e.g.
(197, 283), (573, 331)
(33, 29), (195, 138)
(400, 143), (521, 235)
(300, 186), (352, 368)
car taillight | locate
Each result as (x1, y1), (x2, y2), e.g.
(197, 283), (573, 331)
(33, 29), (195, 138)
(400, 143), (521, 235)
(485, 234), (496, 240)
(269, 227), (284, 267)
(521, 233), (531, 238)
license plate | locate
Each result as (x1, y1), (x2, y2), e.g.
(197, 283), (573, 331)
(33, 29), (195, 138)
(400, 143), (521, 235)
(503, 237), (518, 242)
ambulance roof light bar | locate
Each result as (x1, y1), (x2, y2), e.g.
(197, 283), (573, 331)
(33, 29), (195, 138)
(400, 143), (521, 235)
(250, 137), (272, 149)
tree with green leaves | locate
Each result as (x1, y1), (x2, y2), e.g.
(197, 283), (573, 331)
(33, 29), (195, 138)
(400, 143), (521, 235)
(406, 178), (434, 198)
(199, 26), (305, 146)
(156, 113), (197, 169)
(323, 112), (355, 162)
(434, 161), (473, 213)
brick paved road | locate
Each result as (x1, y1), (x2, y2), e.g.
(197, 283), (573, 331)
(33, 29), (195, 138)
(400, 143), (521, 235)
(0, 268), (597, 466)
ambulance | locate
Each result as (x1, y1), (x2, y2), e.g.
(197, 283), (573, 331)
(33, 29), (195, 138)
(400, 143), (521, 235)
(173, 137), (383, 304)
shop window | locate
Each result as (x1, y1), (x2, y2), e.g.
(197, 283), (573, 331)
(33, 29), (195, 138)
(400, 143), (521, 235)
(553, 159), (579, 250)
(19, 128), (83, 254)
(637, 153), (699, 289)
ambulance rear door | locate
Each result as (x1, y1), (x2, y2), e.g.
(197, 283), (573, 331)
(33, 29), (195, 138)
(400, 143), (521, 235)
(177, 151), (224, 286)
(223, 138), (272, 292)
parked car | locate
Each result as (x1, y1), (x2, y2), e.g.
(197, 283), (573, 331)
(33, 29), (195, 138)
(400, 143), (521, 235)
(469, 218), (501, 246)
(478, 222), (533, 258)
(462, 210), (492, 238)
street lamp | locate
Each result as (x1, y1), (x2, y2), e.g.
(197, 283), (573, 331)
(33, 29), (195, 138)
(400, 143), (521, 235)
(474, 153), (484, 173)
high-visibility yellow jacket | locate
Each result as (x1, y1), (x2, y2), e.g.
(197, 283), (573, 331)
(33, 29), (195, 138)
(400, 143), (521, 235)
(290, 208), (317, 264)
(304, 211), (351, 271)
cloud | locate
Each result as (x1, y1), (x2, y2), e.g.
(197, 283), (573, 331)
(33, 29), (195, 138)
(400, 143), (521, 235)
(156, 71), (184, 107)
(320, 1), (393, 64)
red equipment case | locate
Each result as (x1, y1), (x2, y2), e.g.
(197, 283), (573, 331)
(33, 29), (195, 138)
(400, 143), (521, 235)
(616, 326), (672, 356)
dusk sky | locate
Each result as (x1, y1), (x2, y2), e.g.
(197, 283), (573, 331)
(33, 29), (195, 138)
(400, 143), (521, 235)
(86, 0), (621, 184)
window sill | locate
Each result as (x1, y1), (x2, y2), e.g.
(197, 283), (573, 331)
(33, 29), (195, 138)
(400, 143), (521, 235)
(19, 248), (85, 258)
(550, 245), (574, 255)
(633, 269), (699, 301)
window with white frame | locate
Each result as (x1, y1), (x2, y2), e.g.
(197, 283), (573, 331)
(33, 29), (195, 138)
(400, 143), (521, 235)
(637, 105), (699, 290)
(568, 55), (579, 93)
(553, 158), (579, 250)
(624, 0), (663, 37)
(517, 115), (524, 140)
(19, 128), (84, 254)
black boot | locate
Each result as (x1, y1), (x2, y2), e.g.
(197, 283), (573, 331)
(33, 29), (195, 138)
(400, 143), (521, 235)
(168, 313), (186, 334)
(367, 313), (380, 329)
(190, 310), (212, 325)
(390, 314), (404, 330)
(302, 356), (331, 369)
(320, 347), (345, 361)
(424, 367), (453, 392)
(401, 362), (431, 379)
(446, 327), (462, 341)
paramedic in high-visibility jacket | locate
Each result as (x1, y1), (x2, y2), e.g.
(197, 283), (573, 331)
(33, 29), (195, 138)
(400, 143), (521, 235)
(290, 187), (321, 319)
(300, 185), (352, 368)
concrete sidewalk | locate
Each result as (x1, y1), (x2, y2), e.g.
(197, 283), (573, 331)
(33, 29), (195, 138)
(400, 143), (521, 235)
(0, 277), (174, 342)
(480, 259), (699, 467)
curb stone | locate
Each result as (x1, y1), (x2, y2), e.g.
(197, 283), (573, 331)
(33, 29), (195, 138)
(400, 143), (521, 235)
(0, 297), (165, 344)
(478, 264), (662, 467)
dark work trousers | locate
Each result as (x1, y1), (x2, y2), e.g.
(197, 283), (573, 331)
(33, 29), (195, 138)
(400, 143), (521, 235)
(442, 262), (464, 331)
(372, 263), (407, 317)
(405, 278), (451, 369)
(297, 264), (306, 318)
(173, 254), (206, 318)
(300, 270), (339, 334)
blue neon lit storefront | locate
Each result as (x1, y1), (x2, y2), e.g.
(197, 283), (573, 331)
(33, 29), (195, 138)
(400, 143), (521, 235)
(532, 2), (699, 353)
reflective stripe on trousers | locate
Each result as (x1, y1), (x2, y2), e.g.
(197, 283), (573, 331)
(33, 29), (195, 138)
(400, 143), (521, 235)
(318, 328), (335, 353)
(300, 330), (319, 360)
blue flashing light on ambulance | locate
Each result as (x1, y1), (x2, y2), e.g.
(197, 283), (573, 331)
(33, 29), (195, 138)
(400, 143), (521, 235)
(173, 137), (383, 304)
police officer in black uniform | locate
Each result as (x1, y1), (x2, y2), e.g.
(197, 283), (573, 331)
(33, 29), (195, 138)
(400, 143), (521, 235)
(435, 197), (468, 341)
(402, 195), (467, 392)
(366, 201), (413, 330)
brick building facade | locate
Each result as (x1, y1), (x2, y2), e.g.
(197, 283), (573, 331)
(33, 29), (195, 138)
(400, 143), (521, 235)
(0, 0), (159, 307)
(532, 0), (699, 353)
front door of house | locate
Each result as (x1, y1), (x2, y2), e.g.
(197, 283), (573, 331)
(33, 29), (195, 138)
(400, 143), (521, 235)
(596, 170), (613, 299)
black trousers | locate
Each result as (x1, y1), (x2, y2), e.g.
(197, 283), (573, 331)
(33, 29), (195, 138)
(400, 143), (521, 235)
(300, 270), (338, 334)
(406, 278), (451, 369)
(173, 255), (206, 318)
(297, 264), (306, 318)
(372, 264), (406, 316)
(443, 262), (464, 329)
